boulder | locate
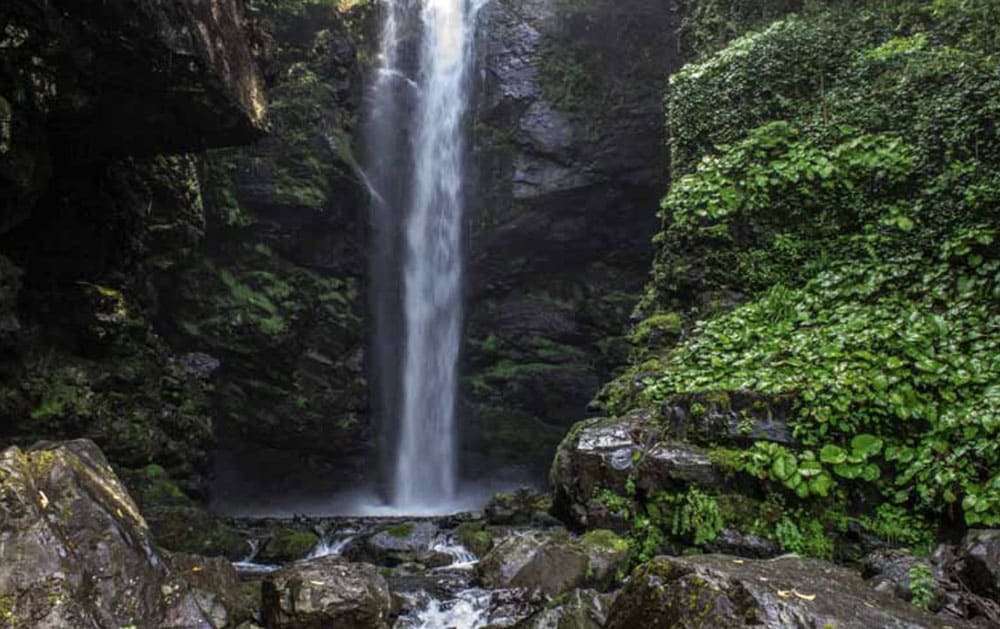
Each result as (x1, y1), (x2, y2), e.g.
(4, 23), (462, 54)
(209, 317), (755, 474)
(958, 529), (1000, 602)
(519, 589), (616, 629)
(258, 528), (320, 564)
(167, 552), (254, 627)
(0, 440), (214, 627)
(485, 487), (553, 526)
(261, 555), (392, 629)
(862, 546), (1000, 625)
(454, 521), (495, 557)
(347, 521), (443, 567)
(477, 529), (629, 597)
(606, 554), (968, 629)
(550, 412), (723, 528)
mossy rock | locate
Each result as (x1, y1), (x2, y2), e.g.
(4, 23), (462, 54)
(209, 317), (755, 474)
(578, 529), (629, 554)
(258, 528), (320, 563)
(484, 488), (553, 525)
(454, 521), (494, 557)
(145, 505), (250, 560)
(631, 312), (684, 353)
(385, 522), (414, 539)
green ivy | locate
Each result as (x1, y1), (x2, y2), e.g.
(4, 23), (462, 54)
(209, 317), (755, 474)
(612, 0), (1000, 534)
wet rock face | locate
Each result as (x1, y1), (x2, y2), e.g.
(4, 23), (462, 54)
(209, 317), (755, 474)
(0, 440), (214, 627)
(461, 0), (685, 480)
(606, 554), (967, 629)
(262, 555), (392, 629)
(549, 412), (724, 528)
(346, 521), (455, 568)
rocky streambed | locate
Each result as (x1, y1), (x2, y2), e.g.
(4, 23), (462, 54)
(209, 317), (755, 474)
(2, 440), (998, 628)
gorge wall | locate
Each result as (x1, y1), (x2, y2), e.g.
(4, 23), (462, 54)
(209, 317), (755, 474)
(461, 0), (684, 480)
(1, 0), (816, 504)
(0, 0), (266, 497)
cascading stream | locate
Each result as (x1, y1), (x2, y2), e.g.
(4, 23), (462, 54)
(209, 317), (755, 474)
(366, 0), (484, 511)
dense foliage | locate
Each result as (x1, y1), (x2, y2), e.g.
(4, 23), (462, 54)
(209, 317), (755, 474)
(601, 0), (1000, 551)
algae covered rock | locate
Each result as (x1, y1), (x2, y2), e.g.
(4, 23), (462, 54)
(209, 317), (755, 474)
(605, 554), (967, 629)
(346, 521), (443, 567)
(477, 529), (629, 597)
(261, 555), (392, 629)
(0, 440), (215, 627)
(454, 520), (495, 557)
(485, 487), (553, 525)
(258, 527), (320, 563)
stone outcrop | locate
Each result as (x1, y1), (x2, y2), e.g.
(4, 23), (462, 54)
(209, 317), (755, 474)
(605, 554), (969, 629)
(550, 411), (726, 529)
(167, 552), (256, 628)
(0, 440), (224, 627)
(476, 529), (629, 597)
(261, 555), (392, 629)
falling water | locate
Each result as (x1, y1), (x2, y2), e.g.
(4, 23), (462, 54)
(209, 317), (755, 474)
(366, 0), (483, 510)
(394, 0), (481, 509)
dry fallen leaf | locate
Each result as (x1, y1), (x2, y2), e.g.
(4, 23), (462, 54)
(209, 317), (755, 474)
(777, 590), (793, 599)
(192, 566), (203, 573)
(793, 590), (816, 601)
(38, 490), (49, 510)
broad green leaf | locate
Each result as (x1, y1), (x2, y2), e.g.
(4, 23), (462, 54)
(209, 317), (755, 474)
(820, 445), (847, 465)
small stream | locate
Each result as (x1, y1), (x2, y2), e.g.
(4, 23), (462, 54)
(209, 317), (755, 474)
(396, 588), (493, 628)
(229, 514), (524, 628)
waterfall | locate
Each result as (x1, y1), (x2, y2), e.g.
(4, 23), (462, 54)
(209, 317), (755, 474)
(366, 0), (483, 510)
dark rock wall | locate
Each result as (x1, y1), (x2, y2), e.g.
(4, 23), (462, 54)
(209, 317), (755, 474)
(158, 1), (374, 505)
(0, 0), (265, 494)
(461, 0), (684, 480)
